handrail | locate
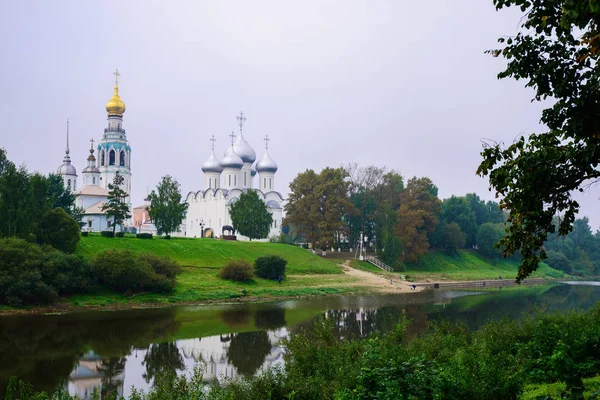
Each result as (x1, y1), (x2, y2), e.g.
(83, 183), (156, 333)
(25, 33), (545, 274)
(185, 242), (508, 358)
(365, 255), (393, 272)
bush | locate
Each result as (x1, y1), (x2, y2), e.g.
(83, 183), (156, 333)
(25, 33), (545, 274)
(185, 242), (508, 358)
(92, 249), (177, 294)
(138, 253), (180, 279)
(545, 250), (572, 274)
(219, 260), (254, 282)
(136, 233), (153, 239)
(81, 231), (89, 237)
(115, 231), (125, 238)
(101, 230), (115, 238)
(254, 255), (287, 280)
(37, 208), (81, 253)
(0, 238), (94, 305)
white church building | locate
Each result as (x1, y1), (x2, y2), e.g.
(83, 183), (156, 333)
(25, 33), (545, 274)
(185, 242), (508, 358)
(56, 70), (132, 232)
(184, 112), (284, 240)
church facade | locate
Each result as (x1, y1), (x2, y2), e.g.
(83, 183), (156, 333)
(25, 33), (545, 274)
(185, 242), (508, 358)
(184, 113), (284, 241)
(57, 70), (132, 232)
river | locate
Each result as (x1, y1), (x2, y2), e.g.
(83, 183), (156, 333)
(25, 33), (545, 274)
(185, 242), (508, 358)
(0, 282), (599, 398)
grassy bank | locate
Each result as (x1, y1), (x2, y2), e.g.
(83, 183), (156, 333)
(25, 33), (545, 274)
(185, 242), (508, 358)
(65, 236), (363, 308)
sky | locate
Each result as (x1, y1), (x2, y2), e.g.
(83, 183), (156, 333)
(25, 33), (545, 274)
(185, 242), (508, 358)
(1, 1), (599, 230)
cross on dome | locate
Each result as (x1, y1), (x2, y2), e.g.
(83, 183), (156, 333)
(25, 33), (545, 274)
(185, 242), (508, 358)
(65, 119), (70, 154)
(210, 135), (217, 151)
(90, 138), (95, 150)
(236, 111), (247, 132)
(113, 69), (121, 85)
(229, 131), (236, 146)
(264, 135), (270, 150)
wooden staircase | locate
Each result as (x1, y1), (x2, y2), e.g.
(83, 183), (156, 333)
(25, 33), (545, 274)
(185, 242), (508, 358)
(365, 255), (393, 272)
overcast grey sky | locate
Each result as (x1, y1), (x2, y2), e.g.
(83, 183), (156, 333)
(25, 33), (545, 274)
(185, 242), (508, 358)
(1, 1), (598, 230)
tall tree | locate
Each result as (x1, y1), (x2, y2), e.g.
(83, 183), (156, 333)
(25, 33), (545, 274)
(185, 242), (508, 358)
(395, 177), (442, 262)
(441, 196), (478, 248)
(101, 172), (130, 234)
(148, 175), (188, 236)
(228, 190), (273, 240)
(478, 0), (600, 281)
(285, 167), (357, 250)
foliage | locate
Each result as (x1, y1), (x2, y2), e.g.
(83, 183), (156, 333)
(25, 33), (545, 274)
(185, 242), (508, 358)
(440, 222), (467, 254)
(91, 249), (177, 294)
(477, 0), (600, 282)
(148, 175), (188, 236)
(476, 222), (506, 259)
(37, 208), (80, 253)
(285, 167), (357, 250)
(254, 255), (287, 280)
(101, 172), (131, 234)
(81, 231), (88, 237)
(228, 190), (273, 240)
(395, 177), (442, 262)
(218, 260), (254, 282)
(101, 230), (115, 238)
(137, 233), (153, 239)
(545, 250), (572, 274)
(115, 231), (124, 237)
(0, 238), (93, 305)
(441, 195), (478, 248)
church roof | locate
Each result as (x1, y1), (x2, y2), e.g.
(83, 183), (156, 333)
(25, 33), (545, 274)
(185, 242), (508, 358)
(76, 185), (110, 196)
(84, 201), (107, 215)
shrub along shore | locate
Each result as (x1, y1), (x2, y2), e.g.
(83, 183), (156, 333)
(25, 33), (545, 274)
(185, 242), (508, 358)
(0, 234), (569, 314)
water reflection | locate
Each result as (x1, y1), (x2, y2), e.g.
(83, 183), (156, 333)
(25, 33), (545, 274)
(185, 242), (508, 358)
(0, 282), (598, 397)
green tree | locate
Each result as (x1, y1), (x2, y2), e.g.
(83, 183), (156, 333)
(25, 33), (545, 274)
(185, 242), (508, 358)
(476, 223), (505, 260)
(148, 175), (188, 236)
(441, 196), (478, 248)
(478, 0), (600, 281)
(439, 222), (466, 255)
(395, 177), (442, 263)
(101, 172), (130, 234)
(285, 167), (357, 250)
(37, 208), (81, 253)
(229, 190), (273, 240)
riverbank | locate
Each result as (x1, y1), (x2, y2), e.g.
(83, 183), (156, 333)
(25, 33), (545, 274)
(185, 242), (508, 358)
(0, 236), (571, 316)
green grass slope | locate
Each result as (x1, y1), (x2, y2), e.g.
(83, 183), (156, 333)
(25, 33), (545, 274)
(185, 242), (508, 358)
(404, 250), (567, 281)
(76, 236), (341, 275)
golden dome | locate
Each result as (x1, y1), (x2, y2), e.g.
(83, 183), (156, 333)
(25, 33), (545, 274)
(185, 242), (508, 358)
(105, 84), (126, 115)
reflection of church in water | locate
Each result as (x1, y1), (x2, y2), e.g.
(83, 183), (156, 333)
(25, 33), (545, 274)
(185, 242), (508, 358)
(68, 352), (125, 400)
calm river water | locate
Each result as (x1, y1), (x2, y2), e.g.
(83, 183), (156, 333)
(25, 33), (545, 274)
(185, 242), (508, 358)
(1, 282), (599, 398)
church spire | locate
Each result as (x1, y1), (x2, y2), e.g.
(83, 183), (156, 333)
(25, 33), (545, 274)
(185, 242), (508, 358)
(57, 119), (77, 191)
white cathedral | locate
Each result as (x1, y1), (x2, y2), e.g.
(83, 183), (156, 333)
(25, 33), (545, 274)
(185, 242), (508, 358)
(56, 71), (284, 240)
(184, 112), (284, 240)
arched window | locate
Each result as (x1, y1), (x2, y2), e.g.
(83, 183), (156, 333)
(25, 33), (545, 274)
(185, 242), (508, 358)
(244, 172), (247, 186)
(234, 175), (237, 186)
(101, 151), (105, 166)
(269, 178), (272, 189)
(93, 177), (96, 184)
(263, 178), (266, 189)
(67, 179), (71, 189)
(119, 151), (125, 166)
(109, 150), (116, 165)
(228, 175), (231, 186)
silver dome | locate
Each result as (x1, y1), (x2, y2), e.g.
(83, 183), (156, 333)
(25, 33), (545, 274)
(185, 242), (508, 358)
(82, 165), (100, 174)
(202, 151), (223, 173)
(233, 133), (256, 163)
(57, 163), (77, 175)
(256, 151), (278, 173)
(221, 146), (243, 169)
(251, 164), (257, 177)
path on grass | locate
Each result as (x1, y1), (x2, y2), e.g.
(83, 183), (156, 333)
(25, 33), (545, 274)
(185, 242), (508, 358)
(339, 260), (421, 293)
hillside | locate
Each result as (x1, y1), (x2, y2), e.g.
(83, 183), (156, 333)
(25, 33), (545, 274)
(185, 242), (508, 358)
(76, 236), (341, 275)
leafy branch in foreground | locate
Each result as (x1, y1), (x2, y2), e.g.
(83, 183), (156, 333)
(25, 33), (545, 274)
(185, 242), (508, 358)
(478, 0), (600, 282)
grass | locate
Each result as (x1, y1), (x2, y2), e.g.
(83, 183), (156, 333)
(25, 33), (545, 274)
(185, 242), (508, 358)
(66, 236), (365, 307)
(403, 250), (567, 281)
(77, 236), (342, 275)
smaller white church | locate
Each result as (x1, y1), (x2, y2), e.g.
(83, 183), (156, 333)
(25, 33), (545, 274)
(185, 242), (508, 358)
(184, 112), (284, 241)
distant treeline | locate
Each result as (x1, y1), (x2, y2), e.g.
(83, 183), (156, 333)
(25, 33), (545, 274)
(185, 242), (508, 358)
(283, 164), (600, 275)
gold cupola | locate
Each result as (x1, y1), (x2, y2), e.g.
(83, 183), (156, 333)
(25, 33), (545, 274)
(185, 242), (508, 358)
(105, 69), (126, 116)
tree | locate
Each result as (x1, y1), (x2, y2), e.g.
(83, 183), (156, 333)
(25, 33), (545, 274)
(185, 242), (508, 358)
(395, 177), (442, 262)
(101, 172), (130, 234)
(285, 167), (357, 250)
(38, 208), (81, 253)
(229, 190), (273, 240)
(476, 223), (505, 260)
(148, 175), (188, 236)
(437, 222), (467, 255)
(441, 196), (478, 248)
(478, 1), (600, 282)
(142, 342), (184, 384)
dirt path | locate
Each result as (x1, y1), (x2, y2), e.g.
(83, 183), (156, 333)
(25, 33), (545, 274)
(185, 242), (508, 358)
(339, 260), (422, 293)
